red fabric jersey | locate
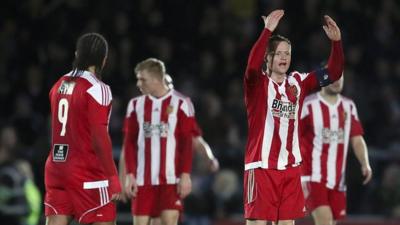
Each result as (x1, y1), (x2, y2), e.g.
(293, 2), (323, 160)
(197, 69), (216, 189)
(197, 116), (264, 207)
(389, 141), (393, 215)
(45, 70), (119, 191)
(123, 89), (194, 186)
(191, 118), (202, 137)
(244, 28), (344, 170)
(300, 93), (364, 191)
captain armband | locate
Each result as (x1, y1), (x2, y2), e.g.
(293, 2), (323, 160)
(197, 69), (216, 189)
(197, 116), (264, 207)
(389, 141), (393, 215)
(315, 68), (332, 87)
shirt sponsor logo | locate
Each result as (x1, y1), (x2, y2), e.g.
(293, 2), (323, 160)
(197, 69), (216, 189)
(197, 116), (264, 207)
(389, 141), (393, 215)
(271, 99), (297, 119)
(52, 144), (69, 162)
(322, 128), (344, 143)
(143, 122), (169, 138)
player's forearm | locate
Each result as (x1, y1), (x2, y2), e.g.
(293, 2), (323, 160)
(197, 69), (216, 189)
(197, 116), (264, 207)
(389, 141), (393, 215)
(196, 137), (215, 161)
(351, 136), (370, 168)
(326, 40), (344, 82)
(246, 29), (271, 77)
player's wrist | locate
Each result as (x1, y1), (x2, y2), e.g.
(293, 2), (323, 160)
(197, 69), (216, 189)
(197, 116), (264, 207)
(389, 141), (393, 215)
(180, 173), (191, 179)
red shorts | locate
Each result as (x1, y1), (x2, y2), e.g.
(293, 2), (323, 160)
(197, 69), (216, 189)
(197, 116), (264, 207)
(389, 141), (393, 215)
(304, 181), (346, 220)
(44, 179), (116, 224)
(132, 184), (183, 217)
(244, 166), (305, 221)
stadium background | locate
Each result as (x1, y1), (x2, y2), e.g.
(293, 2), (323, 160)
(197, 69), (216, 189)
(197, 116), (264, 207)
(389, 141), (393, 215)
(1, 0), (400, 224)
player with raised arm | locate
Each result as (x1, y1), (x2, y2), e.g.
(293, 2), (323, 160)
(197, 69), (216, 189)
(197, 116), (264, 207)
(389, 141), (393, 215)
(300, 76), (372, 225)
(243, 9), (343, 225)
(123, 58), (194, 225)
(44, 33), (121, 225)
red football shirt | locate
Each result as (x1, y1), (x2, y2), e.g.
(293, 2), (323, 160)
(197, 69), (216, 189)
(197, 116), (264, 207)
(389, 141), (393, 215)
(45, 70), (118, 189)
(300, 93), (364, 191)
(243, 28), (344, 170)
(123, 89), (194, 186)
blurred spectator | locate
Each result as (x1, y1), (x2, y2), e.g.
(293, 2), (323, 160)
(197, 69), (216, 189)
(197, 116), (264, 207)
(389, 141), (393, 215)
(379, 163), (400, 218)
(0, 125), (41, 225)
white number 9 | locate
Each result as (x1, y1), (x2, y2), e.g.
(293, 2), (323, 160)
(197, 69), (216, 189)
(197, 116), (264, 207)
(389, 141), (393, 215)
(58, 98), (69, 136)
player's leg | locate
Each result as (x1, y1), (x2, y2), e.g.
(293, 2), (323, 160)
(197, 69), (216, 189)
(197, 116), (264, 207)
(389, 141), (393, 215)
(246, 220), (267, 225)
(272, 220), (294, 225)
(134, 216), (152, 225)
(157, 184), (182, 225)
(44, 186), (74, 225)
(160, 209), (179, 225)
(244, 169), (282, 223)
(277, 167), (305, 224)
(327, 189), (346, 225)
(45, 215), (72, 225)
(92, 221), (118, 225)
(150, 217), (162, 225)
(311, 206), (334, 225)
(131, 186), (157, 225)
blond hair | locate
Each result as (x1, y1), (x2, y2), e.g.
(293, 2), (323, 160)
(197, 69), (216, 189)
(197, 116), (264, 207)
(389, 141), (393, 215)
(134, 58), (166, 80)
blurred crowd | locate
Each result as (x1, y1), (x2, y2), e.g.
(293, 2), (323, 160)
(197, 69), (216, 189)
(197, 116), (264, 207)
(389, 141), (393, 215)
(1, 0), (400, 224)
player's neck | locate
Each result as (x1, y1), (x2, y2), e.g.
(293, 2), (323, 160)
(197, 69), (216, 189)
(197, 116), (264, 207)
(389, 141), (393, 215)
(87, 66), (97, 76)
(151, 86), (170, 98)
(320, 91), (339, 105)
(270, 72), (286, 84)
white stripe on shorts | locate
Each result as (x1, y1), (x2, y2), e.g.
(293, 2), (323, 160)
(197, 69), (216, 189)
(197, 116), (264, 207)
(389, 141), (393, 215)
(83, 180), (109, 189)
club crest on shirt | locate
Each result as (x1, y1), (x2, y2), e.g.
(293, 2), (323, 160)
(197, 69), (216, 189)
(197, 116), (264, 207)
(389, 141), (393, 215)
(166, 106), (173, 114)
(342, 111), (348, 121)
(287, 84), (298, 97)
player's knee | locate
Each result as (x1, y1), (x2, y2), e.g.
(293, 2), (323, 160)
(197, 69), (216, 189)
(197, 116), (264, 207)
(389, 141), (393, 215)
(161, 218), (178, 225)
(277, 220), (294, 225)
(315, 215), (334, 225)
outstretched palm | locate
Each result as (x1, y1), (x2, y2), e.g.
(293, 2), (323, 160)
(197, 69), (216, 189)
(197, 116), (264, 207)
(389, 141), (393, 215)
(323, 15), (341, 41)
(262, 10), (284, 32)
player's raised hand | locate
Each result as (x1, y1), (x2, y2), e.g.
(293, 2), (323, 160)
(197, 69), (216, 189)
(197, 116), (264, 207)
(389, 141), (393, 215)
(322, 15), (341, 41)
(262, 9), (284, 32)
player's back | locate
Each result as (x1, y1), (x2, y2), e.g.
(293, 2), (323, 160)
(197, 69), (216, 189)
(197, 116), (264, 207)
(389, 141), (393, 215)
(46, 70), (112, 187)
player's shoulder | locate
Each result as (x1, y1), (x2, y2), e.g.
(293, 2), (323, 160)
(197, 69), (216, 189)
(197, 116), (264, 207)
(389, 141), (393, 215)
(340, 94), (357, 106)
(172, 89), (195, 116)
(72, 71), (113, 106)
(125, 96), (143, 116)
(172, 89), (189, 99)
(289, 70), (310, 81)
(126, 95), (144, 109)
(304, 93), (319, 104)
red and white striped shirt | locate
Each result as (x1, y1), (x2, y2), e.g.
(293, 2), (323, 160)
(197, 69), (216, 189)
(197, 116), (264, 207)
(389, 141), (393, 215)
(300, 93), (363, 191)
(123, 90), (194, 186)
(244, 29), (344, 171)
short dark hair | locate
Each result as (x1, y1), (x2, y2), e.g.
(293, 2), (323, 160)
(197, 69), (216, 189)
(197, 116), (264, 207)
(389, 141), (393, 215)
(72, 33), (108, 76)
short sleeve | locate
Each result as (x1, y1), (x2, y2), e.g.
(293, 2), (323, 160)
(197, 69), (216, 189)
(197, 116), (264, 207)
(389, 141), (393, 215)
(191, 118), (202, 137)
(180, 97), (195, 117)
(350, 102), (364, 137)
(123, 99), (136, 133)
(87, 83), (112, 125)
